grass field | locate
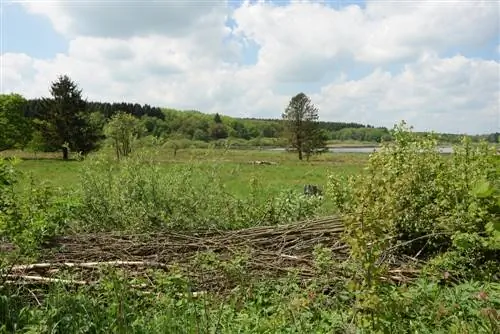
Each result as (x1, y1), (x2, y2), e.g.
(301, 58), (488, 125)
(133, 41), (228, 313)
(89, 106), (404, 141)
(7, 148), (368, 199)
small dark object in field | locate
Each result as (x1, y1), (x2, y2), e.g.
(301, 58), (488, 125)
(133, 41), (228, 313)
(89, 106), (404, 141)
(304, 184), (322, 196)
(251, 160), (277, 165)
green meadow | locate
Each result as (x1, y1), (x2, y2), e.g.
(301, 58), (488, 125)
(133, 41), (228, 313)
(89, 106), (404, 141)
(8, 148), (367, 199)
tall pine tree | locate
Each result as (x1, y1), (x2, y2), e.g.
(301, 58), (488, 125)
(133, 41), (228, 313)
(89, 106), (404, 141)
(38, 75), (99, 159)
(282, 92), (326, 161)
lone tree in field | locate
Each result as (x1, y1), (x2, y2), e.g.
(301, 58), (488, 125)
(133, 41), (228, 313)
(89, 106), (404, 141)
(37, 75), (98, 159)
(282, 93), (326, 161)
(105, 111), (144, 160)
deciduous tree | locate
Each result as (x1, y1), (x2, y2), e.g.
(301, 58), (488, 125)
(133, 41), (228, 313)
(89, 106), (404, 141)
(105, 111), (144, 160)
(0, 94), (31, 151)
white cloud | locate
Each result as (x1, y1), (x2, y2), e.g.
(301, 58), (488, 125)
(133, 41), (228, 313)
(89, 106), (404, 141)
(233, 0), (498, 77)
(311, 53), (500, 134)
(2, 0), (499, 134)
(2, 53), (36, 87)
(21, 0), (228, 39)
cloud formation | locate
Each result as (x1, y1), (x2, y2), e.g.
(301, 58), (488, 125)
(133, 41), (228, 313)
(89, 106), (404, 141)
(3, 0), (499, 134)
(22, 0), (228, 38)
(311, 53), (499, 133)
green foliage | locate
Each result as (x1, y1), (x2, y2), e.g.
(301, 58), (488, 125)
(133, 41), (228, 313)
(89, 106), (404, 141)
(0, 158), (21, 247)
(213, 112), (222, 124)
(328, 121), (499, 289)
(1, 269), (498, 333)
(80, 111), (107, 151)
(282, 93), (327, 161)
(1, 140), (499, 332)
(26, 128), (52, 158)
(0, 158), (78, 256)
(77, 149), (323, 232)
(0, 159), (19, 241)
(35, 75), (100, 159)
(209, 123), (229, 140)
(359, 279), (500, 333)
(104, 111), (145, 160)
(192, 128), (210, 141)
(330, 126), (391, 143)
(139, 115), (168, 138)
(0, 94), (32, 151)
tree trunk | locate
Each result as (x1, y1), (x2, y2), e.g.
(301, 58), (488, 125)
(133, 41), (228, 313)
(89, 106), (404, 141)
(62, 146), (69, 160)
(298, 149), (303, 160)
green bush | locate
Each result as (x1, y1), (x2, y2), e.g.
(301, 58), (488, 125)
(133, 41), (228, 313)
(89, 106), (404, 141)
(328, 121), (499, 284)
(0, 158), (77, 256)
(77, 149), (323, 232)
(2, 268), (498, 333)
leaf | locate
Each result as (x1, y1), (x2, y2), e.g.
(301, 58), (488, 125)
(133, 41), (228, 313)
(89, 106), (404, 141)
(486, 221), (500, 233)
(472, 180), (493, 198)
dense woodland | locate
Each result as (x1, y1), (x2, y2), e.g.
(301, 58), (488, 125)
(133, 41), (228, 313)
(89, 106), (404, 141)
(1, 75), (498, 156)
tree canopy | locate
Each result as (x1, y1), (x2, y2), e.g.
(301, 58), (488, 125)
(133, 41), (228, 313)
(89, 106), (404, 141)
(0, 94), (31, 151)
(105, 111), (144, 160)
(282, 93), (326, 160)
(1, 75), (497, 158)
(36, 75), (100, 159)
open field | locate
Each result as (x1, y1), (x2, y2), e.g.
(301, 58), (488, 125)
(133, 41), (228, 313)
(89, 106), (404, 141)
(5, 148), (368, 200)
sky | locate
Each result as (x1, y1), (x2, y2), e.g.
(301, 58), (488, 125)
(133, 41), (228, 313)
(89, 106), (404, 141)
(1, 0), (499, 134)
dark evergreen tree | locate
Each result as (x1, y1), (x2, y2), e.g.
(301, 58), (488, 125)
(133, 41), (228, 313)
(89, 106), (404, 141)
(214, 113), (222, 124)
(37, 75), (99, 159)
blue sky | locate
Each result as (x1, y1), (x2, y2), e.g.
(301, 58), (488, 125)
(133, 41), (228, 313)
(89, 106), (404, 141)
(3, 2), (68, 58)
(2, 0), (499, 134)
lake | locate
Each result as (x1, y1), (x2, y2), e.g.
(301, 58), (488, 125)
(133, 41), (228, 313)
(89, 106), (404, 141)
(266, 146), (455, 154)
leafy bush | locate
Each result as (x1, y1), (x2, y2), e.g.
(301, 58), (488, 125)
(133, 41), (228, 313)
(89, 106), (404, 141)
(77, 149), (323, 232)
(104, 111), (145, 160)
(0, 158), (78, 257)
(328, 121), (499, 285)
(364, 279), (500, 333)
(0, 158), (19, 246)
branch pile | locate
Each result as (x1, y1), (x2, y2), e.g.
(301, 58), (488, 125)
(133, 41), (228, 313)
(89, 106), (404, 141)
(3, 216), (419, 293)
(39, 215), (347, 263)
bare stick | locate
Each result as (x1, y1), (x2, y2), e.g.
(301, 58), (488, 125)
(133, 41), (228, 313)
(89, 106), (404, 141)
(10, 261), (170, 271)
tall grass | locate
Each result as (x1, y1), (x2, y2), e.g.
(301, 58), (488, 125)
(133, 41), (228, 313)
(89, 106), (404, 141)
(1, 266), (498, 333)
(76, 149), (324, 232)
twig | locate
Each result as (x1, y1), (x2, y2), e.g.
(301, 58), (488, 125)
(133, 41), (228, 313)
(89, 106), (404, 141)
(10, 261), (170, 271)
(6, 274), (91, 285)
(27, 288), (42, 306)
(385, 232), (451, 254)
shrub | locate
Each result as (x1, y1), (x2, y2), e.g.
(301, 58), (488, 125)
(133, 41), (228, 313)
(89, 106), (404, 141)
(328, 121), (499, 288)
(77, 149), (323, 232)
(0, 158), (78, 257)
(104, 111), (145, 160)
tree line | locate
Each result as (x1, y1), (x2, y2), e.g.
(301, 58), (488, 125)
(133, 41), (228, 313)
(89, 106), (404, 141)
(1, 75), (498, 159)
